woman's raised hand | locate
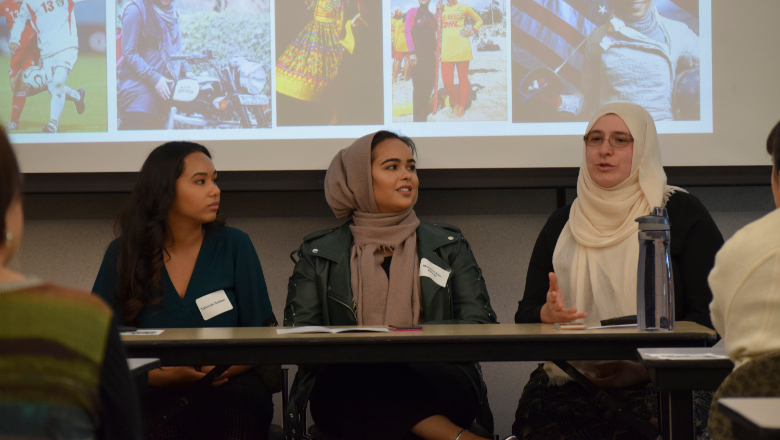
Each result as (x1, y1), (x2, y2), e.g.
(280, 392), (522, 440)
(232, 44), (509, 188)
(540, 272), (588, 323)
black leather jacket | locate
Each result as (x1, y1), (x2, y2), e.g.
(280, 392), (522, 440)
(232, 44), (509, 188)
(283, 220), (498, 437)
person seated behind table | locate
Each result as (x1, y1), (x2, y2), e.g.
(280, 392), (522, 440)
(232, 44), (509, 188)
(0, 128), (142, 440)
(512, 102), (723, 439)
(709, 119), (780, 369)
(92, 141), (277, 440)
(284, 131), (514, 440)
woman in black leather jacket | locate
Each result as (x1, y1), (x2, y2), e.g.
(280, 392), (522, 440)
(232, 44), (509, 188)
(283, 131), (504, 440)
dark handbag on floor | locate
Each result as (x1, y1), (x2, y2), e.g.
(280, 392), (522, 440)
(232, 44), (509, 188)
(253, 364), (284, 394)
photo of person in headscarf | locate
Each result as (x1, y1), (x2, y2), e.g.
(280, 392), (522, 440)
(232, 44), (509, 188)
(117, 0), (189, 130)
(116, 0), (272, 130)
(275, 0), (383, 126)
(512, 0), (701, 123)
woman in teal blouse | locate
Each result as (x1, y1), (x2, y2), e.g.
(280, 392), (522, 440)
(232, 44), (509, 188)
(93, 141), (276, 440)
(94, 227), (274, 329)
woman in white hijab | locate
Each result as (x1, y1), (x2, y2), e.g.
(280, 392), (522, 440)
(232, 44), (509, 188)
(512, 102), (723, 438)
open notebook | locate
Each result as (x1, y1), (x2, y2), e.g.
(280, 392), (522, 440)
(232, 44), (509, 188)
(276, 326), (390, 335)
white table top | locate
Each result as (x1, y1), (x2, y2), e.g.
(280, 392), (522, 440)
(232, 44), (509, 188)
(638, 346), (728, 360)
(719, 398), (780, 430)
(126, 358), (160, 376)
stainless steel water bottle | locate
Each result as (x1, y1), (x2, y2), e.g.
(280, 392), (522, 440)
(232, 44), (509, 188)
(636, 207), (674, 332)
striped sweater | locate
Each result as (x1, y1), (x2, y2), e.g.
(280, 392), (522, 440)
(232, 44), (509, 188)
(0, 280), (113, 439)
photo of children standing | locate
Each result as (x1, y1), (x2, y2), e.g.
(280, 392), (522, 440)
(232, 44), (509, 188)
(391, 0), (508, 123)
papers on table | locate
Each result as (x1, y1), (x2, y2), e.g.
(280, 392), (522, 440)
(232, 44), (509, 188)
(120, 330), (165, 336)
(277, 326), (390, 335)
(642, 352), (729, 360)
(553, 323), (638, 331)
(586, 324), (638, 330)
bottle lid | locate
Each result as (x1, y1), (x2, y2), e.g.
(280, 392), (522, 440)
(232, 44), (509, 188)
(636, 207), (671, 230)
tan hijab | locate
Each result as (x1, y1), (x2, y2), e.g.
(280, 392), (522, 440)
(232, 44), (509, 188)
(553, 101), (683, 325)
(324, 132), (421, 326)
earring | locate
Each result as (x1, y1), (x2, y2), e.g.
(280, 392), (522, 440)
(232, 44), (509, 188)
(4, 232), (11, 243)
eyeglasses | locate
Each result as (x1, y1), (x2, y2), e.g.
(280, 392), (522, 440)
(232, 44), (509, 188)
(583, 133), (634, 148)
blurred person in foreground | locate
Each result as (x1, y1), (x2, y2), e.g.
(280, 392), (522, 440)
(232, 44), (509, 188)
(708, 119), (780, 369)
(0, 128), (142, 439)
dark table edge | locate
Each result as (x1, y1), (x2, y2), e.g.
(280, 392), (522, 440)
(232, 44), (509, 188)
(22, 166), (772, 193)
(122, 331), (718, 348)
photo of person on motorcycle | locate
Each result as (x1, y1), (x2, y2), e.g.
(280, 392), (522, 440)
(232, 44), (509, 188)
(275, 0), (382, 126)
(117, 0), (190, 130)
(117, 0), (271, 130)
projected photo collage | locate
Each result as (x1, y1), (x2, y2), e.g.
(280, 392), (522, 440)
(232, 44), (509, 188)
(0, 0), (708, 137)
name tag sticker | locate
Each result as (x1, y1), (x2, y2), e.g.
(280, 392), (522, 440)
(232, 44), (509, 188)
(195, 290), (233, 321)
(419, 258), (451, 288)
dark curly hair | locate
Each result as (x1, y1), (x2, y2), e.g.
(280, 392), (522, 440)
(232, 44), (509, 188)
(767, 119), (780, 171)
(115, 141), (224, 325)
(0, 127), (20, 247)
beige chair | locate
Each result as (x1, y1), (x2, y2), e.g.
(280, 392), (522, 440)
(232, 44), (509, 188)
(708, 350), (780, 440)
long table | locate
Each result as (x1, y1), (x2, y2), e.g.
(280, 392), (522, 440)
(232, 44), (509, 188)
(123, 322), (716, 440)
(122, 322), (716, 365)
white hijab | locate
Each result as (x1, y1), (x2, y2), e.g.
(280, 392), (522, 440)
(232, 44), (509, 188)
(553, 101), (682, 325)
(544, 102), (683, 383)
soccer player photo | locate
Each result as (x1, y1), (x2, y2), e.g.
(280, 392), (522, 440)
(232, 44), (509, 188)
(0, 0), (106, 133)
(391, 0), (509, 123)
(116, 0), (272, 131)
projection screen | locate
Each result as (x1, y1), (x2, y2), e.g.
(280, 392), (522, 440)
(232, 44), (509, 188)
(3, 0), (778, 174)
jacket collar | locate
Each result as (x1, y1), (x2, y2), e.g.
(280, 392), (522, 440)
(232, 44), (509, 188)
(305, 221), (353, 263)
(416, 221), (458, 271)
(306, 220), (457, 320)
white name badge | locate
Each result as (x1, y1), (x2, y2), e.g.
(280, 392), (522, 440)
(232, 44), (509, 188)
(195, 290), (234, 321)
(419, 258), (451, 288)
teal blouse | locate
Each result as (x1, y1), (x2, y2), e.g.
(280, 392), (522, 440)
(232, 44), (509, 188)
(92, 227), (274, 328)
